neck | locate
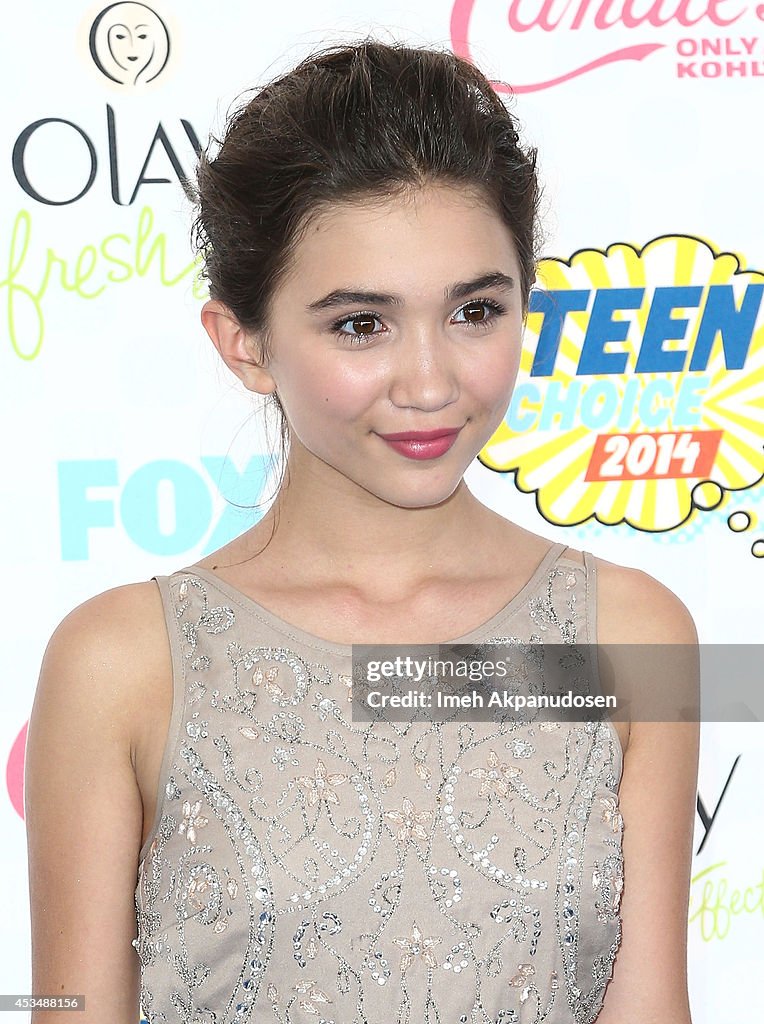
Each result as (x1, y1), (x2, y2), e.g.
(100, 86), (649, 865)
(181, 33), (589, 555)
(247, 449), (500, 588)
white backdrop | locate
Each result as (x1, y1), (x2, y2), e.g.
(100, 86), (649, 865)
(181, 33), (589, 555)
(3, 1), (763, 1020)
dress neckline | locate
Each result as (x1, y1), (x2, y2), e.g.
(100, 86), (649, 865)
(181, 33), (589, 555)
(180, 541), (570, 656)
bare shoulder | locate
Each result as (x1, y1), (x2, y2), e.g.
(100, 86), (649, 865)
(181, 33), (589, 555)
(27, 580), (171, 1021)
(587, 551), (699, 646)
(39, 580), (170, 745)
(589, 555), (700, 1020)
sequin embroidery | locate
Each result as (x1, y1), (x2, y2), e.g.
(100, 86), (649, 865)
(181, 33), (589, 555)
(133, 551), (623, 1023)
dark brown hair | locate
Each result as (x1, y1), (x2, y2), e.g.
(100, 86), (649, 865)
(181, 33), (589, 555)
(190, 37), (541, 488)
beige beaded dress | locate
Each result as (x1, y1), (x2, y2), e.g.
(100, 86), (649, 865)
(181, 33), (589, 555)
(132, 542), (624, 1024)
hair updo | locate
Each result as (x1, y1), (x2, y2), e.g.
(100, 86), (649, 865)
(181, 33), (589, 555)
(190, 37), (541, 475)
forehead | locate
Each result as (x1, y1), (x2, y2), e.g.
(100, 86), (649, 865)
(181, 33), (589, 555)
(278, 183), (519, 299)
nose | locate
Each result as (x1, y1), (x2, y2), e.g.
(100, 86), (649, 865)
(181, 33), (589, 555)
(387, 329), (460, 412)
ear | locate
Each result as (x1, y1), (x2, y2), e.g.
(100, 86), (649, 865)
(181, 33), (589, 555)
(200, 300), (277, 395)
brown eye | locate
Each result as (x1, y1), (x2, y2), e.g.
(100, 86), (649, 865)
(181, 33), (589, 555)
(350, 315), (376, 335)
(462, 303), (487, 324)
(331, 312), (384, 345)
(453, 298), (506, 331)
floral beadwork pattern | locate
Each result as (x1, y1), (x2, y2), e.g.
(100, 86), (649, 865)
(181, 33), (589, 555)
(133, 555), (623, 1023)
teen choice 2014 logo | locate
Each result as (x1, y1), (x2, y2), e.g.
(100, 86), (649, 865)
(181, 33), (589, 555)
(482, 234), (764, 533)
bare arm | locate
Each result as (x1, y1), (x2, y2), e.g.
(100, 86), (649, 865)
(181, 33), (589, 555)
(595, 564), (701, 1024)
(25, 583), (167, 1024)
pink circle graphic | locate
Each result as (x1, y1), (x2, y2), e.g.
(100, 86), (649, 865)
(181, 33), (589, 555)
(7, 721), (28, 820)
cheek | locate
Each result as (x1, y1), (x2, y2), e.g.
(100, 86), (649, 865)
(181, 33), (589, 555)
(282, 364), (377, 428)
(316, 363), (381, 414)
(468, 342), (522, 401)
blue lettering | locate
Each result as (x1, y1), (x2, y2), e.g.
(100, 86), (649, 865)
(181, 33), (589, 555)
(615, 377), (642, 429)
(673, 375), (708, 426)
(200, 455), (270, 553)
(637, 379), (673, 428)
(121, 460), (211, 555)
(689, 283), (763, 371)
(635, 286), (702, 373)
(505, 382), (540, 431)
(58, 457), (273, 559)
(580, 381), (619, 429)
(538, 380), (582, 431)
(529, 289), (591, 377)
(578, 288), (643, 375)
(58, 459), (117, 560)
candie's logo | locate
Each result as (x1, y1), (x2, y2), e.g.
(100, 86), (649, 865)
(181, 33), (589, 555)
(88, 2), (170, 86)
(480, 235), (764, 542)
(451, 0), (764, 89)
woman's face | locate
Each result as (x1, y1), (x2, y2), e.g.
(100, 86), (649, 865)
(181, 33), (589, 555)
(248, 182), (525, 509)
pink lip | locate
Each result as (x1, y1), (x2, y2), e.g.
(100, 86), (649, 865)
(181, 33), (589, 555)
(377, 427), (462, 461)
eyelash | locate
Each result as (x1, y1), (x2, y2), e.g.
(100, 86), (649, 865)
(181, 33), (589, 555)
(329, 297), (508, 346)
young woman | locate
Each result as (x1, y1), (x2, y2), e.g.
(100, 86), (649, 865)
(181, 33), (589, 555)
(25, 39), (699, 1024)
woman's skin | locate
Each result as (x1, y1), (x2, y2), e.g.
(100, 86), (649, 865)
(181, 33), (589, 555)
(25, 182), (699, 1023)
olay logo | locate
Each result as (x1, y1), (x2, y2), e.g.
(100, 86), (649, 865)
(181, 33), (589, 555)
(451, 0), (763, 90)
(89, 2), (170, 87)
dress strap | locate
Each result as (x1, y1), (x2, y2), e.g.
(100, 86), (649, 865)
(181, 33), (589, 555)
(581, 550), (598, 646)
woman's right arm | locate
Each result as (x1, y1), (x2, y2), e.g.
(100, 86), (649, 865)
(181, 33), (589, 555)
(25, 583), (167, 1024)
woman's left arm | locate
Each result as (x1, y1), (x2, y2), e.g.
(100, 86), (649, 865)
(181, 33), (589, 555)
(595, 563), (701, 1024)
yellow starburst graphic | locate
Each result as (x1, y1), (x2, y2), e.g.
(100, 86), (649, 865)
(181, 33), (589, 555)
(481, 235), (764, 531)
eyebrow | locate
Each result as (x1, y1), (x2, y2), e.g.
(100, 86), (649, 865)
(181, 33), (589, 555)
(305, 271), (516, 313)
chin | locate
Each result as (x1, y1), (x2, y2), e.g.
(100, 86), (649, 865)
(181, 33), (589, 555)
(373, 480), (463, 510)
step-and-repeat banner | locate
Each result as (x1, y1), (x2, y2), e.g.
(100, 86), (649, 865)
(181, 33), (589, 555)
(3, 2), (762, 1020)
